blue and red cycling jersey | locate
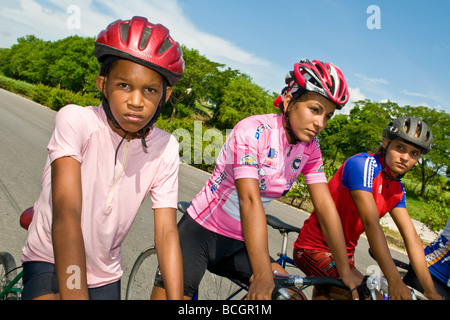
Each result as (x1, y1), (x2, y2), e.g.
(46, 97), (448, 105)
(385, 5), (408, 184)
(295, 152), (406, 255)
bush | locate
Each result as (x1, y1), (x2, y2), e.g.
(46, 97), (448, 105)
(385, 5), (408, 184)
(47, 86), (76, 110)
(175, 103), (193, 118)
(418, 196), (449, 232)
(0, 74), (101, 110)
(0, 75), (34, 97)
(32, 83), (52, 105)
(285, 175), (309, 208)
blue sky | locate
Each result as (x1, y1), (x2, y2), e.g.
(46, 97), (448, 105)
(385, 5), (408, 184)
(1, 0), (449, 114)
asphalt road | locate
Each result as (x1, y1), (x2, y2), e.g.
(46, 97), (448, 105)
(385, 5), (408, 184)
(0, 88), (409, 299)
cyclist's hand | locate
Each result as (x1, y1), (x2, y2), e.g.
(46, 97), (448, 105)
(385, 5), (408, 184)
(340, 272), (361, 300)
(389, 281), (414, 300)
(424, 291), (442, 300)
(247, 277), (275, 300)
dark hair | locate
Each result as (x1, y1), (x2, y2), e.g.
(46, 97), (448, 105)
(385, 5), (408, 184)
(284, 91), (317, 114)
(372, 145), (384, 156)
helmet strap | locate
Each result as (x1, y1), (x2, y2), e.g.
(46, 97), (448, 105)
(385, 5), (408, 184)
(101, 93), (122, 130)
(99, 57), (123, 131)
(282, 91), (304, 144)
(283, 111), (300, 144)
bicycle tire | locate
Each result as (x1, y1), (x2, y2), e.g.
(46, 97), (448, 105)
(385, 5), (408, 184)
(125, 246), (157, 300)
(199, 271), (248, 300)
(0, 252), (19, 300)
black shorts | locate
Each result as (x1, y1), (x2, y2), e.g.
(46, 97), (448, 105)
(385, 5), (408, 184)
(154, 213), (254, 297)
(22, 261), (121, 300)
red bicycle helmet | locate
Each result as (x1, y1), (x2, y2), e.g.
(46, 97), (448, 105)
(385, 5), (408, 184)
(95, 16), (184, 86)
(274, 59), (349, 109)
(94, 17), (184, 147)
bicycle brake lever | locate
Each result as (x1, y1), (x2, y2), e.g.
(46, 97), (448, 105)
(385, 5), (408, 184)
(272, 287), (291, 300)
(357, 275), (378, 300)
(367, 276), (378, 300)
(411, 289), (417, 300)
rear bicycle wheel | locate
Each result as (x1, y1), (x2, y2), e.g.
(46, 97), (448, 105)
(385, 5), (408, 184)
(125, 247), (158, 300)
(0, 252), (20, 300)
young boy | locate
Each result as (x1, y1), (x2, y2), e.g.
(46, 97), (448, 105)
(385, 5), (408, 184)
(21, 16), (184, 300)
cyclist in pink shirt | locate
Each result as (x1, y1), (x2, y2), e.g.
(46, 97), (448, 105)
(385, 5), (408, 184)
(21, 17), (184, 300)
(152, 59), (361, 300)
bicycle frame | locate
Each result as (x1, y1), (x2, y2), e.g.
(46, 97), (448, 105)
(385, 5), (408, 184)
(195, 214), (299, 300)
(0, 269), (22, 300)
(126, 202), (303, 300)
(274, 229), (297, 269)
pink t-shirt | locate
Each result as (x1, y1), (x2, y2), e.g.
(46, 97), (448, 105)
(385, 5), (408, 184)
(187, 114), (326, 241)
(22, 104), (179, 288)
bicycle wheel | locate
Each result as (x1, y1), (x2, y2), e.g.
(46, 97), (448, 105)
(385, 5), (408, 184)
(199, 271), (248, 300)
(125, 247), (158, 300)
(0, 252), (20, 300)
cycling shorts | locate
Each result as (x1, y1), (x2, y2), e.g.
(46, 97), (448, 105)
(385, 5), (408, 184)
(22, 261), (121, 300)
(154, 213), (257, 297)
(293, 248), (355, 278)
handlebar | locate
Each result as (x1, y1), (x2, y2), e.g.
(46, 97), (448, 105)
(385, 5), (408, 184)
(272, 271), (378, 300)
(377, 276), (418, 300)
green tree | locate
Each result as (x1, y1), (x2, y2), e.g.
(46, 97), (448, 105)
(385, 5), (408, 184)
(318, 113), (349, 165)
(1, 35), (100, 95)
(343, 100), (402, 157)
(46, 36), (99, 94)
(213, 75), (277, 129)
(166, 46), (224, 117)
(1, 35), (50, 83)
(402, 105), (450, 197)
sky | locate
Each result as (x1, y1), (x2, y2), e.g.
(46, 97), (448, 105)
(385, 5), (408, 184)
(1, 0), (449, 114)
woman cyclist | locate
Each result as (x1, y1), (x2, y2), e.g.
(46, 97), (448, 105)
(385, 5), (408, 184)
(21, 16), (184, 300)
(294, 116), (442, 300)
(152, 59), (360, 300)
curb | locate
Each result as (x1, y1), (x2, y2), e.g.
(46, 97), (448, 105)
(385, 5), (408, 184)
(380, 215), (439, 245)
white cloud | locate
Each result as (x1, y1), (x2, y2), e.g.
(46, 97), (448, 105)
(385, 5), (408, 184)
(354, 73), (389, 85)
(348, 87), (366, 104)
(335, 87), (366, 115)
(400, 89), (435, 100)
(0, 0), (277, 91)
(336, 87), (366, 115)
(0, 0), (106, 45)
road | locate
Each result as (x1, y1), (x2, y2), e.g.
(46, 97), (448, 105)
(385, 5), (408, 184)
(0, 88), (409, 299)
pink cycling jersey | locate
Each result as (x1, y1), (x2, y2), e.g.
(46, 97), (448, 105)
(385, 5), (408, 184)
(22, 104), (179, 288)
(187, 113), (327, 241)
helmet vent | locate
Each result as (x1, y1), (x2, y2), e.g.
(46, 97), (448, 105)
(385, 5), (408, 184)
(120, 22), (129, 42)
(158, 38), (173, 55)
(139, 27), (153, 50)
(415, 122), (422, 138)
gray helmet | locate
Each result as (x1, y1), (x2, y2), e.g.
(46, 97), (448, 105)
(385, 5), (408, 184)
(382, 117), (433, 154)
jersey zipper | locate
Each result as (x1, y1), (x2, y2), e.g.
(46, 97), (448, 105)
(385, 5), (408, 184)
(279, 145), (293, 178)
(107, 140), (130, 206)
